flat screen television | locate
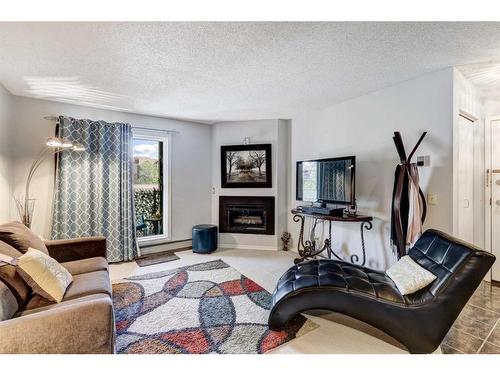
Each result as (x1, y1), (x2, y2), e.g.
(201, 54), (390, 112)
(296, 156), (355, 205)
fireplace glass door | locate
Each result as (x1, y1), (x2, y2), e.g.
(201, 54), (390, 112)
(227, 205), (267, 232)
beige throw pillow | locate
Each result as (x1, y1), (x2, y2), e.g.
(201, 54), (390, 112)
(386, 255), (437, 295)
(16, 248), (73, 303)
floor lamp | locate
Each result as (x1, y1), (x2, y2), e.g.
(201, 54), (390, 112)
(15, 136), (85, 228)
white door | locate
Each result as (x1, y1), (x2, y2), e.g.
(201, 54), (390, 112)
(457, 114), (475, 244)
(491, 119), (500, 281)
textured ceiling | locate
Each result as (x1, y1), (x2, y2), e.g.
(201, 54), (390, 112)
(458, 61), (500, 99)
(1, 22), (500, 123)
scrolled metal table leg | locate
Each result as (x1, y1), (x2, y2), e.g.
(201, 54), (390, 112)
(293, 214), (307, 263)
(327, 220), (332, 259)
(354, 220), (373, 266)
(293, 214), (330, 264)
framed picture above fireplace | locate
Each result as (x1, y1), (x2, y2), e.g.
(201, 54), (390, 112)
(221, 144), (272, 188)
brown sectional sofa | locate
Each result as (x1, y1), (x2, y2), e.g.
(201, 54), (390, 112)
(0, 224), (115, 354)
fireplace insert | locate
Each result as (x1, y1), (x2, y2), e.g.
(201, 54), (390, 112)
(219, 196), (275, 235)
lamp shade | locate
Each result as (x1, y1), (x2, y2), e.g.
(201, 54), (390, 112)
(60, 138), (74, 148)
(72, 143), (86, 152)
(46, 137), (62, 148)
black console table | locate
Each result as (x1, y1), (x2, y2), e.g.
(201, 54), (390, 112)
(291, 209), (373, 265)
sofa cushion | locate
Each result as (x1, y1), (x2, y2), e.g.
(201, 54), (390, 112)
(0, 221), (48, 254)
(5, 293), (115, 354)
(61, 257), (108, 276)
(0, 280), (18, 321)
(25, 270), (111, 310)
(16, 293), (111, 318)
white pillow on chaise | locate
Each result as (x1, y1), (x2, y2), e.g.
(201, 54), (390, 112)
(386, 255), (437, 295)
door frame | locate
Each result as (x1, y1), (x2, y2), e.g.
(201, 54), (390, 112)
(485, 116), (500, 282)
(454, 111), (482, 240)
(456, 112), (476, 244)
(454, 110), (490, 280)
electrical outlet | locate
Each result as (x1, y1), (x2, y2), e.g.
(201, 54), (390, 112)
(417, 155), (430, 167)
(427, 193), (438, 206)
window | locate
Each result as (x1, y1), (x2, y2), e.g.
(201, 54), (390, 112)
(301, 161), (318, 202)
(132, 130), (170, 243)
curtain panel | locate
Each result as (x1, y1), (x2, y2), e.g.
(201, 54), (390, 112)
(51, 116), (137, 262)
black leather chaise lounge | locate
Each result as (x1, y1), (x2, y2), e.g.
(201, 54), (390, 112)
(268, 229), (496, 353)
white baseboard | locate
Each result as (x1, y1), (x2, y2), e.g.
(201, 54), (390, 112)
(140, 240), (278, 255)
(139, 240), (192, 256)
(218, 243), (278, 251)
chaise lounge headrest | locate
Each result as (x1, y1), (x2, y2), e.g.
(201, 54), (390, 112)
(408, 229), (495, 297)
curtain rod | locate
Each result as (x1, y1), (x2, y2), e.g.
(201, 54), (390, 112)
(132, 126), (179, 134)
(43, 116), (179, 134)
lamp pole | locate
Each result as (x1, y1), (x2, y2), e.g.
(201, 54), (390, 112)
(16, 137), (85, 228)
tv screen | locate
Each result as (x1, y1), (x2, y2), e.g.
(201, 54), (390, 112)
(296, 156), (355, 205)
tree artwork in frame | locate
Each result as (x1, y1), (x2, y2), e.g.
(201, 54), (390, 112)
(221, 144), (272, 188)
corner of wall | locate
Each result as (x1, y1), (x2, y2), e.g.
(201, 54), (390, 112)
(452, 67), (485, 246)
(0, 83), (14, 223)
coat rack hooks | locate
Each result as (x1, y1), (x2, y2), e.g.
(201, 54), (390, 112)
(390, 131), (428, 259)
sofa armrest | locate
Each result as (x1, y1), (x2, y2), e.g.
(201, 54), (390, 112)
(45, 237), (107, 262)
(0, 295), (115, 354)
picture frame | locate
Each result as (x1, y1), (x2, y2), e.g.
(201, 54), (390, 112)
(220, 144), (272, 188)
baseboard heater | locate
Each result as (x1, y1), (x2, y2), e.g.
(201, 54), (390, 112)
(139, 239), (192, 255)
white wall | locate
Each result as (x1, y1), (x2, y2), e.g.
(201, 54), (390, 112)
(0, 84), (13, 222)
(452, 69), (485, 248)
(289, 68), (455, 270)
(9, 96), (213, 246)
(484, 99), (500, 117)
(211, 119), (289, 250)
(1, 68), (462, 265)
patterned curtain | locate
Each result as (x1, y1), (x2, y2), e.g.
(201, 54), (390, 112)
(51, 116), (137, 262)
(317, 160), (347, 202)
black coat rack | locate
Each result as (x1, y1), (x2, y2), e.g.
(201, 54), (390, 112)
(391, 131), (427, 259)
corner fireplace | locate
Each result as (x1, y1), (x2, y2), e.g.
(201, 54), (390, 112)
(219, 196), (275, 235)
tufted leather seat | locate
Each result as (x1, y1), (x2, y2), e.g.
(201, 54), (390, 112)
(269, 229), (496, 353)
(274, 261), (406, 306)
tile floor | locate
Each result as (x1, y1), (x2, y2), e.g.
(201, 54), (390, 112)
(441, 281), (500, 354)
(109, 248), (500, 354)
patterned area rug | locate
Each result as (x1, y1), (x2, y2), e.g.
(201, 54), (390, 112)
(112, 259), (317, 354)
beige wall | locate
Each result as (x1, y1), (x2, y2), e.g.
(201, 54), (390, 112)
(2, 69), (459, 265)
(289, 69), (455, 271)
(9, 96), (213, 246)
(0, 84), (13, 223)
(210, 119), (290, 250)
